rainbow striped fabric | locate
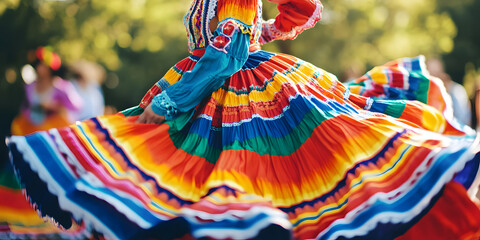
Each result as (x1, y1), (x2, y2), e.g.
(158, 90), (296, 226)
(348, 56), (454, 120)
(7, 52), (480, 239)
(0, 162), (90, 239)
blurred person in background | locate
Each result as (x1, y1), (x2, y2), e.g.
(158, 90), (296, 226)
(1, 48), (90, 239)
(341, 63), (365, 83)
(427, 57), (472, 126)
(474, 75), (480, 130)
(10, 47), (83, 135)
(69, 60), (106, 121)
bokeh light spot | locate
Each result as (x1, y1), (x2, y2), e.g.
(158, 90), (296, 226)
(5, 68), (17, 84)
(21, 65), (37, 84)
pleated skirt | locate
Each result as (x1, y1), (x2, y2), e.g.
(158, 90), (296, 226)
(6, 51), (480, 240)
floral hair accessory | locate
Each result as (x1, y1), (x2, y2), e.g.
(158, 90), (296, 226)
(35, 47), (62, 71)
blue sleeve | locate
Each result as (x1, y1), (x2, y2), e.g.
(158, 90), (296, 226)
(151, 19), (252, 120)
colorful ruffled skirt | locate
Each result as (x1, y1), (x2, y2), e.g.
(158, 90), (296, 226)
(5, 112), (87, 239)
(6, 51), (480, 240)
(0, 162), (90, 239)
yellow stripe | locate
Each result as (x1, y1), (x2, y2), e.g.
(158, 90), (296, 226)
(367, 66), (389, 85)
(0, 207), (45, 225)
(420, 104), (446, 132)
(162, 59), (343, 107)
(211, 64), (326, 106)
(289, 142), (414, 224)
(164, 68), (183, 86)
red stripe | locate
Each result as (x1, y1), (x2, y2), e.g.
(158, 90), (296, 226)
(0, 187), (33, 210)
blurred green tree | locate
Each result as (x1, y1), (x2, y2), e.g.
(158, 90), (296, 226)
(264, 0), (458, 80)
(437, 0), (480, 86)
(0, 0), (191, 109)
(0, 0), (464, 106)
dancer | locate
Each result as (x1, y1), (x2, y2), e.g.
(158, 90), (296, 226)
(426, 57), (472, 126)
(10, 47), (83, 135)
(7, 1), (480, 239)
(70, 60), (106, 121)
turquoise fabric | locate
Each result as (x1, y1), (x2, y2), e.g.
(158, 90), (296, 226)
(151, 19), (251, 120)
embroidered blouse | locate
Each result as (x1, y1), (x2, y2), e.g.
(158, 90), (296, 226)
(151, 0), (323, 120)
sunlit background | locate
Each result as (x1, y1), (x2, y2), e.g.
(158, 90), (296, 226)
(0, 0), (479, 162)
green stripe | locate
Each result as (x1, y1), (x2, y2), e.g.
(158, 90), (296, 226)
(0, 163), (21, 189)
(121, 106), (144, 117)
(411, 72), (430, 104)
(346, 82), (366, 88)
(168, 106), (335, 163)
(384, 100), (407, 118)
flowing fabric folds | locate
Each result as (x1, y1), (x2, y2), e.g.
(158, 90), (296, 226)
(7, 52), (480, 240)
(0, 162), (90, 239)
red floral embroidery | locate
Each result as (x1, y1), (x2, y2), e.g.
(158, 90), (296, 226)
(221, 21), (237, 36)
(213, 35), (230, 49)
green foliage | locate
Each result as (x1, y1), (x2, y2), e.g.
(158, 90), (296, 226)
(0, 0), (20, 15)
(267, 0), (458, 78)
(15, 0), (190, 70)
(438, 0), (480, 85)
(0, 0), (191, 109)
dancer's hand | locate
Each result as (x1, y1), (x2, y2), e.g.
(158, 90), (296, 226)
(136, 104), (166, 124)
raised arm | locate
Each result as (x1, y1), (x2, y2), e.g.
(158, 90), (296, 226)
(137, 0), (258, 124)
(260, 0), (323, 44)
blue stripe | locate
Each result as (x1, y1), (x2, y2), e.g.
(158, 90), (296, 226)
(319, 146), (468, 240)
(454, 152), (480, 189)
(76, 179), (166, 222)
(242, 50), (275, 70)
(187, 94), (359, 147)
(157, 78), (171, 90)
(291, 141), (411, 226)
(21, 134), (140, 239)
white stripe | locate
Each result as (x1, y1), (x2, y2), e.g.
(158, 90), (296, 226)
(52, 127), (168, 225)
(399, 67), (410, 90)
(183, 206), (291, 239)
(8, 135), (121, 240)
(75, 179), (153, 228)
(467, 135), (480, 198)
(182, 205), (289, 223)
(197, 93), (315, 128)
(193, 217), (288, 239)
(49, 128), (87, 176)
(314, 137), (477, 240)
(365, 98), (374, 110)
(222, 105), (291, 127)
